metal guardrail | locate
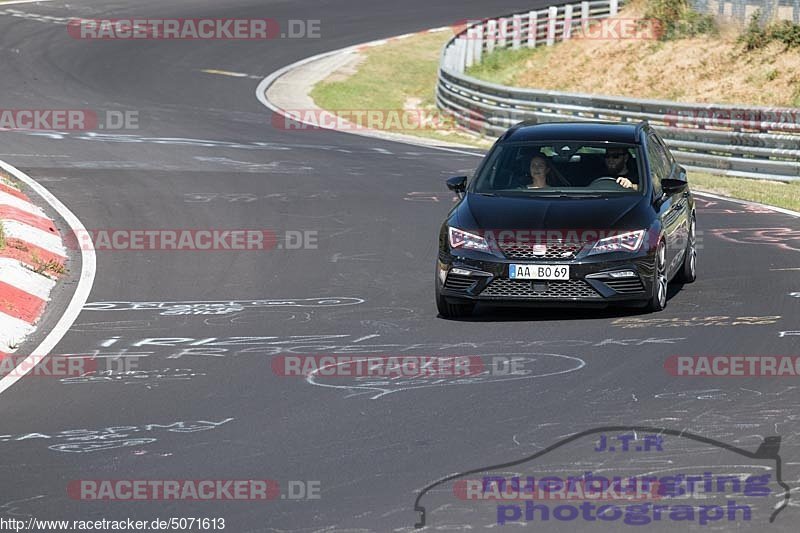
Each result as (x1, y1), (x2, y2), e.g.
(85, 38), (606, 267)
(437, 0), (800, 180)
(690, 0), (800, 25)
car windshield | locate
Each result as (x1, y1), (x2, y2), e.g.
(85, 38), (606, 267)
(471, 142), (645, 196)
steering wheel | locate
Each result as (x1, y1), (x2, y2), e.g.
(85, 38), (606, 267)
(588, 176), (631, 189)
(590, 177), (622, 185)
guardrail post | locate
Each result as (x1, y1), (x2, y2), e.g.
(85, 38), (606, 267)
(512, 14), (522, 49)
(564, 5), (573, 40)
(547, 6), (558, 46)
(446, 41), (454, 72)
(474, 23), (483, 63)
(581, 1), (590, 35)
(794, 0), (800, 24)
(528, 11), (537, 48)
(456, 37), (467, 73)
(487, 19), (497, 53)
(498, 17), (508, 48)
(448, 39), (458, 72)
(465, 28), (475, 68)
(610, 0), (618, 16)
(443, 45), (452, 71)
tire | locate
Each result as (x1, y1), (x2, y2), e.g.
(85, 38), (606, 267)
(676, 214), (697, 283)
(435, 283), (475, 318)
(646, 239), (668, 312)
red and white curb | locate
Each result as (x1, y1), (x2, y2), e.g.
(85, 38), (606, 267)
(0, 160), (97, 394)
(0, 177), (66, 353)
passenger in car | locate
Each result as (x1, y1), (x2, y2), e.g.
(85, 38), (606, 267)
(522, 155), (570, 189)
(527, 156), (551, 188)
(604, 148), (638, 190)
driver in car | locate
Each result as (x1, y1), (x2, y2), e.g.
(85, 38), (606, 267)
(604, 148), (637, 190)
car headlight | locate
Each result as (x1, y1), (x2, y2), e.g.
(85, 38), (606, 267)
(588, 230), (646, 256)
(448, 227), (490, 252)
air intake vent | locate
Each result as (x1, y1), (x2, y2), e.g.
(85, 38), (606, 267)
(480, 279), (600, 299)
(605, 279), (645, 294)
(444, 274), (475, 292)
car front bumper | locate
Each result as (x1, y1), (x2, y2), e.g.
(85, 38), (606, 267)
(437, 248), (657, 307)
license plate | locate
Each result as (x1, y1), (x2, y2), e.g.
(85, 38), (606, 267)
(509, 264), (570, 280)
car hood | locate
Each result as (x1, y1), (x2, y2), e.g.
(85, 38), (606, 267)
(453, 192), (648, 232)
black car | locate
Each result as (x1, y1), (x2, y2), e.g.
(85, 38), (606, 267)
(435, 121), (696, 318)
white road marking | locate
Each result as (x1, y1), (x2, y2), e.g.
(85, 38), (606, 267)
(202, 69), (249, 77)
(200, 69), (262, 80)
(0, 160), (96, 396)
(351, 334), (380, 343)
(0, 154), (71, 158)
(694, 191), (800, 218)
(0, 0), (54, 5)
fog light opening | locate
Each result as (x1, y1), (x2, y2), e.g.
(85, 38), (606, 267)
(609, 270), (637, 278)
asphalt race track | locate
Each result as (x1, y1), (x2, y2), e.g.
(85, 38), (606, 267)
(0, 0), (799, 531)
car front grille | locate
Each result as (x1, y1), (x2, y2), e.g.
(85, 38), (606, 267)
(498, 241), (584, 260)
(605, 278), (645, 294)
(444, 273), (476, 293)
(480, 278), (601, 299)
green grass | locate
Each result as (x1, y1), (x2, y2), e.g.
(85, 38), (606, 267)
(312, 32), (446, 110)
(466, 46), (550, 86)
(740, 12), (800, 51)
(644, 0), (717, 40)
(0, 175), (19, 190)
(690, 172), (800, 211)
(311, 31), (490, 146)
(29, 251), (66, 276)
(0, 223), (5, 250)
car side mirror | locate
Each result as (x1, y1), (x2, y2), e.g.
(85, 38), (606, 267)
(662, 178), (688, 194)
(446, 175), (468, 194)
